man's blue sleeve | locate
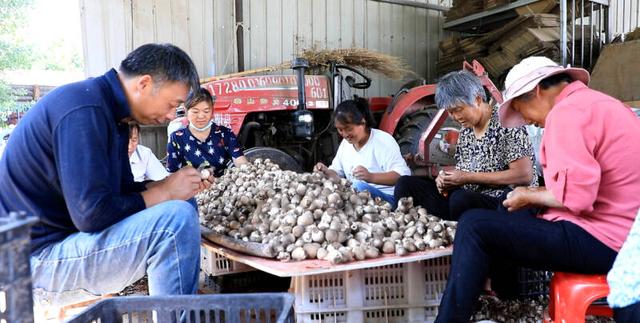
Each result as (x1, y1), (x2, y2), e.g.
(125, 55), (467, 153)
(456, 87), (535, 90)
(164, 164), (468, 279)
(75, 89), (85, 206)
(53, 107), (146, 232)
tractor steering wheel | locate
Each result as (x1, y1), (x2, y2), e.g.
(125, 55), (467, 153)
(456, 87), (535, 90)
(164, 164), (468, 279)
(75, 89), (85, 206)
(335, 64), (371, 89)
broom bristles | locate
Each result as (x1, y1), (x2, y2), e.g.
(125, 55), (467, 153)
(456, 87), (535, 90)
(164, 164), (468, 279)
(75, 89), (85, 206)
(298, 47), (412, 80)
(200, 47), (413, 83)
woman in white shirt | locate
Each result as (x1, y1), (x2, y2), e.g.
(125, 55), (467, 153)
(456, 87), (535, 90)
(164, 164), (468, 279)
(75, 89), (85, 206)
(128, 123), (169, 182)
(314, 98), (411, 206)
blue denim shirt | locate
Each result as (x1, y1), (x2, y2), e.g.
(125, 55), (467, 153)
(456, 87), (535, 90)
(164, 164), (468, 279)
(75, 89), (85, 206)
(0, 69), (146, 252)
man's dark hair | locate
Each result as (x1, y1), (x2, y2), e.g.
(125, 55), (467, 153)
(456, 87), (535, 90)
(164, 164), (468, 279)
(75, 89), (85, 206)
(185, 87), (215, 110)
(119, 43), (200, 91)
(334, 97), (375, 130)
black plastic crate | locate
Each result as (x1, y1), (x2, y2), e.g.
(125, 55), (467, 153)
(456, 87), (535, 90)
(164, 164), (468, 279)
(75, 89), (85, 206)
(1, 212), (38, 323)
(518, 268), (553, 299)
(203, 271), (291, 294)
(67, 293), (295, 323)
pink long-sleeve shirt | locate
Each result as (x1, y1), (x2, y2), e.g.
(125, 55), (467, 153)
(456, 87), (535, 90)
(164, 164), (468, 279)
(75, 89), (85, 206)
(540, 81), (640, 252)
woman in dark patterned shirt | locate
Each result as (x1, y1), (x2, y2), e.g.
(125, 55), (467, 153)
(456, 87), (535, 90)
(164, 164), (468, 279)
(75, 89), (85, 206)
(166, 88), (248, 176)
(394, 70), (538, 221)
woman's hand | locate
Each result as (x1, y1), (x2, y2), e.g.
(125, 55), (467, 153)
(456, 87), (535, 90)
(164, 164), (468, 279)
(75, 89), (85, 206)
(502, 187), (534, 212)
(503, 186), (563, 212)
(314, 162), (328, 173)
(352, 165), (372, 182)
(435, 171), (447, 194)
(440, 169), (467, 189)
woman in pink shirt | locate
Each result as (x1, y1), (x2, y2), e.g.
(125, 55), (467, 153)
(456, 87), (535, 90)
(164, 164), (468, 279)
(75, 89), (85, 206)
(435, 56), (640, 323)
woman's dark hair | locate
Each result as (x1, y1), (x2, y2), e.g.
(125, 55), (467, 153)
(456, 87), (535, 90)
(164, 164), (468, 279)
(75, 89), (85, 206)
(119, 43), (200, 91)
(334, 98), (375, 129)
(128, 123), (140, 139)
(518, 73), (574, 101)
(185, 87), (215, 110)
(538, 73), (574, 90)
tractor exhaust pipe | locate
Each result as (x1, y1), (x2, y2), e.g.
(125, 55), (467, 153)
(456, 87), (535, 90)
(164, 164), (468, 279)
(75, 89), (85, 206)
(292, 58), (309, 111)
(291, 58), (314, 140)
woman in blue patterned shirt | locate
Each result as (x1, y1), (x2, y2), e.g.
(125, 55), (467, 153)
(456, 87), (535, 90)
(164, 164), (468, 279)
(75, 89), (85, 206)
(166, 88), (248, 176)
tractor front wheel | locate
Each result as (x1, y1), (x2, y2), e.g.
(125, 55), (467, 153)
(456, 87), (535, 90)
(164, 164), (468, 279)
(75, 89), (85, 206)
(243, 147), (304, 173)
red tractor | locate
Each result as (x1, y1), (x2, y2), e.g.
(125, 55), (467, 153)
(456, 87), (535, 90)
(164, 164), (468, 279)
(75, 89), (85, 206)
(201, 59), (502, 176)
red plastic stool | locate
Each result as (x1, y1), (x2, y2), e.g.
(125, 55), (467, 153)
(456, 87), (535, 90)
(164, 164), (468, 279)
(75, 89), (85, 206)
(544, 272), (613, 323)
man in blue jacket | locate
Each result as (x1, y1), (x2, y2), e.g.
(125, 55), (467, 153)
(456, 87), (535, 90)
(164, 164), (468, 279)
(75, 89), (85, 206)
(0, 43), (207, 306)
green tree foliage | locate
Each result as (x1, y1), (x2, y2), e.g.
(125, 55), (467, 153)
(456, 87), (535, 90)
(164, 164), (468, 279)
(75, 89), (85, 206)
(0, 0), (36, 127)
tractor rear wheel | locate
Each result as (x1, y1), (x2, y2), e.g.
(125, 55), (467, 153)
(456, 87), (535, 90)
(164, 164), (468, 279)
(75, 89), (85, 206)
(243, 147), (304, 173)
(394, 106), (460, 160)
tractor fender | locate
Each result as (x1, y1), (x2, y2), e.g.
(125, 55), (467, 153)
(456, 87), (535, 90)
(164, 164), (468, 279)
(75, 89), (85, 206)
(378, 84), (437, 134)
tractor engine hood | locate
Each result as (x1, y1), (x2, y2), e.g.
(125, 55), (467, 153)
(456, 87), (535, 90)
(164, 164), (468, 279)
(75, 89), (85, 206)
(202, 74), (331, 113)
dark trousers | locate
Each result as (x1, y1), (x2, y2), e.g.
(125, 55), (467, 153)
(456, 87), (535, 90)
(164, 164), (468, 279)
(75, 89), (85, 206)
(615, 302), (640, 323)
(394, 175), (508, 221)
(435, 209), (618, 323)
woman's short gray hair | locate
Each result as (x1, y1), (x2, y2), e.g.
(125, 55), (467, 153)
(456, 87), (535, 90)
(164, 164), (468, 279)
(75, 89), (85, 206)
(435, 70), (487, 110)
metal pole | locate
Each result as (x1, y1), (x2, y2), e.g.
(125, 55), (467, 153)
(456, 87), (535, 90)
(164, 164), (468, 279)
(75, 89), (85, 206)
(598, 4), (603, 53)
(622, 0), (627, 35)
(370, 0), (449, 12)
(590, 2), (594, 69)
(561, 0), (568, 66)
(572, 0), (576, 66)
(604, 5), (610, 44)
(580, 0), (584, 67)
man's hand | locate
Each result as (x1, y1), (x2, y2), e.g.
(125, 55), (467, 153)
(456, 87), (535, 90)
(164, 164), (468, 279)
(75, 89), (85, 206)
(199, 172), (215, 192)
(162, 166), (202, 200)
(143, 166), (201, 204)
(352, 165), (372, 182)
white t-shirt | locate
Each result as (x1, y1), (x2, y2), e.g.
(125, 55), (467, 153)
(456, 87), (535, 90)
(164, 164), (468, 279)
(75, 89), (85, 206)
(129, 144), (169, 182)
(329, 128), (411, 195)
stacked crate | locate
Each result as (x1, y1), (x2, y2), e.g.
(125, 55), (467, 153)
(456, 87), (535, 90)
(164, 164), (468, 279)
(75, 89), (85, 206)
(292, 256), (451, 323)
(1, 212), (37, 323)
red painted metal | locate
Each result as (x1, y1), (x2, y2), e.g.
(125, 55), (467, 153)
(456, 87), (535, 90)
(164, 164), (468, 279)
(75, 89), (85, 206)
(198, 60), (501, 172)
(379, 60), (503, 171)
(464, 60), (504, 104)
(378, 84), (437, 134)
(415, 109), (449, 166)
(201, 75), (332, 134)
(368, 97), (393, 113)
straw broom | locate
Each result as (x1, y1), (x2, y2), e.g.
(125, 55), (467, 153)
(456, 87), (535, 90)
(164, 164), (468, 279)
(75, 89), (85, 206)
(199, 47), (413, 84)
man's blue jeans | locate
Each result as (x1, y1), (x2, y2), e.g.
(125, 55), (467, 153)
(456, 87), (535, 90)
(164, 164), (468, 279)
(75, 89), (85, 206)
(352, 180), (396, 207)
(30, 200), (200, 307)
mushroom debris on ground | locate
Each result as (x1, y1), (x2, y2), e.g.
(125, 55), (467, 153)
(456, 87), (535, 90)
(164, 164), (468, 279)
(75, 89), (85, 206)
(472, 295), (615, 323)
(197, 158), (457, 263)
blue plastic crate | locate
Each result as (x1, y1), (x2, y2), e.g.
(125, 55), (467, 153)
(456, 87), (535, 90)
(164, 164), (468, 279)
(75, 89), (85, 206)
(1, 212), (38, 323)
(67, 293), (295, 323)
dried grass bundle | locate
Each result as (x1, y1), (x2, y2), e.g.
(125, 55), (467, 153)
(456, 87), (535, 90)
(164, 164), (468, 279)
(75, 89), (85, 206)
(200, 47), (412, 84)
(297, 47), (413, 80)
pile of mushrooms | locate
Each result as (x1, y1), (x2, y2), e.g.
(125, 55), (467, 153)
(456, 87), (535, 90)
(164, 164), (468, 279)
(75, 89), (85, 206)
(197, 159), (457, 264)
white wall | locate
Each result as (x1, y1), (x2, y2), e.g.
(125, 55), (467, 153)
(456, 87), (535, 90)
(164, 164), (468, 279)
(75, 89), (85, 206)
(608, 0), (640, 38)
(80, 0), (450, 96)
